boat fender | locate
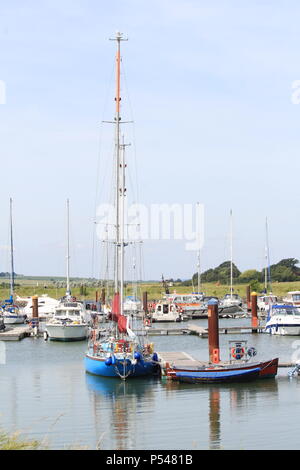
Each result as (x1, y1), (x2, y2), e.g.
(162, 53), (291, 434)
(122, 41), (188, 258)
(111, 355), (116, 365)
(105, 357), (112, 366)
(134, 351), (142, 362)
(152, 352), (158, 362)
(43, 331), (48, 341)
(247, 347), (257, 357)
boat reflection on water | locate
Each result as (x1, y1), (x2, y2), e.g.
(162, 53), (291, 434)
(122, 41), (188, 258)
(162, 377), (279, 449)
(85, 374), (158, 450)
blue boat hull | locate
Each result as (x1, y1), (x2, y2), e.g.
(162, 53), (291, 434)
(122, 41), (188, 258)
(84, 354), (159, 378)
(175, 367), (261, 384)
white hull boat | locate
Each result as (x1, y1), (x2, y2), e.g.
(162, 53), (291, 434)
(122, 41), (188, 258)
(265, 305), (300, 336)
(45, 322), (89, 341)
(3, 313), (26, 325)
(152, 302), (185, 322)
(17, 295), (59, 319)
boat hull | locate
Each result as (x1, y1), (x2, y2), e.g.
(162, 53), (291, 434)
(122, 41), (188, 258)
(167, 358), (278, 382)
(265, 324), (300, 336)
(3, 315), (26, 325)
(175, 367), (261, 384)
(45, 324), (89, 341)
(85, 354), (159, 378)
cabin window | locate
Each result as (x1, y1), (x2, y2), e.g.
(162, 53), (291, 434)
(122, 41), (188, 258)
(163, 304), (169, 314)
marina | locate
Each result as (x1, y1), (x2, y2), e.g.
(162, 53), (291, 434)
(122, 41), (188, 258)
(1, 1), (300, 454)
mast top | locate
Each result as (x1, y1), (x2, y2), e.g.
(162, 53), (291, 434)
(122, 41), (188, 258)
(109, 31), (128, 42)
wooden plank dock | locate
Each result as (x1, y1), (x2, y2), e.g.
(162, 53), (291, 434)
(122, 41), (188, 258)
(0, 325), (32, 341)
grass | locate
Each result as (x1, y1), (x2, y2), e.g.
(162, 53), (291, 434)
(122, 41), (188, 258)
(2, 277), (300, 302)
(0, 429), (41, 450)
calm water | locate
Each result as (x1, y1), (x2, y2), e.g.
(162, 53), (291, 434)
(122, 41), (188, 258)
(1, 318), (300, 450)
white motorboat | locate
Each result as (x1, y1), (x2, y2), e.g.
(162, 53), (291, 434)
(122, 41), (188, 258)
(45, 298), (89, 341)
(123, 296), (142, 314)
(219, 293), (243, 313)
(172, 293), (206, 318)
(151, 301), (185, 322)
(257, 294), (278, 312)
(282, 291), (300, 307)
(2, 297), (26, 324)
(17, 294), (59, 320)
(265, 304), (300, 335)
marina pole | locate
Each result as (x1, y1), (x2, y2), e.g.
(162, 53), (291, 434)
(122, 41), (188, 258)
(143, 291), (148, 315)
(101, 288), (106, 305)
(251, 291), (258, 331)
(246, 285), (251, 311)
(32, 295), (39, 336)
(208, 299), (220, 363)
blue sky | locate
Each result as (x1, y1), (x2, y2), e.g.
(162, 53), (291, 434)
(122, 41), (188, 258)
(1, 0), (300, 281)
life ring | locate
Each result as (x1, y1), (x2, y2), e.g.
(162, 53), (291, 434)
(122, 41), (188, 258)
(144, 318), (151, 327)
(231, 347), (245, 360)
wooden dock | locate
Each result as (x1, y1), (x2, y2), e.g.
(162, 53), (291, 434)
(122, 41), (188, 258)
(143, 324), (265, 337)
(157, 351), (206, 374)
(0, 325), (32, 341)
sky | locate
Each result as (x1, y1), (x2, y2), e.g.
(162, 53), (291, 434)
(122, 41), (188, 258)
(1, 0), (300, 281)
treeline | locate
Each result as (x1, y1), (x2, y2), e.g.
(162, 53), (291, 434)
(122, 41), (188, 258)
(188, 258), (300, 285)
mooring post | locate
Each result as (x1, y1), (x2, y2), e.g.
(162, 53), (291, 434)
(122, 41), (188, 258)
(143, 291), (148, 315)
(208, 298), (220, 363)
(32, 295), (39, 336)
(246, 285), (251, 311)
(95, 290), (98, 302)
(251, 291), (258, 332)
(101, 288), (105, 305)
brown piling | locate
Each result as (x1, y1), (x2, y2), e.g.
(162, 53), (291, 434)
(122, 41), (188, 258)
(246, 285), (251, 311)
(143, 292), (148, 314)
(95, 290), (98, 302)
(208, 299), (220, 363)
(32, 295), (39, 334)
(251, 291), (258, 331)
(101, 288), (105, 305)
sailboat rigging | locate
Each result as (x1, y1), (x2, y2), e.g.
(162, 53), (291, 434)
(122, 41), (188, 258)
(1, 198), (26, 324)
(84, 32), (159, 379)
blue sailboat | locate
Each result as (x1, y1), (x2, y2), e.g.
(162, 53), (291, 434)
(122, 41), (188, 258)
(84, 32), (159, 380)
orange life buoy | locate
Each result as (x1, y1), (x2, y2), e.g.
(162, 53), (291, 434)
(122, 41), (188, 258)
(231, 347), (245, 359)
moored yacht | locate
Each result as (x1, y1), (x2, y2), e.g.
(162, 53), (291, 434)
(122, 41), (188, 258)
(2, 199), (26, 325)
(45, 297), (89, 341)
(151, 301), (185, 322)
(44, 200), (89, 341)
(282, 291), (300, 307)
(265, 304), (300, 335)
(257, 294), (277, 312)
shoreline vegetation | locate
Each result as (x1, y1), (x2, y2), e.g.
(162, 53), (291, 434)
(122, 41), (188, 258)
(2, 258), (300, 302)
(0, 278), (300, 302)
(0, 429), (41, 450)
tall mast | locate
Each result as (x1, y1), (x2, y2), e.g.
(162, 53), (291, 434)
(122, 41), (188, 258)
(197, 251), (201, 293)
(110, 31), (127, 294)
(230, 209), (233, 299)
(197, 202), (201, 293)
(265, 216), (272, 293)
(9, 197), (14, 298)
(66, 198), (71, 296)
